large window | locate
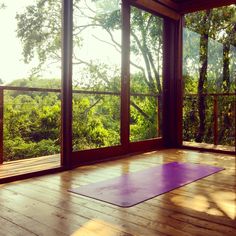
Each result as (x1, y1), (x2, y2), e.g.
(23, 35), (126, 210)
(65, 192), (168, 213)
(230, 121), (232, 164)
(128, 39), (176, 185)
(0, 1), (61, 162)
(183, 5), (236, 149)
(72, 0), (121, 151)
(129, 7), (163, 142)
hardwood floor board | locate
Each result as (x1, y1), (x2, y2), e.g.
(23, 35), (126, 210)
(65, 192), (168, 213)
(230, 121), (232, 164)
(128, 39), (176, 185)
(145, 194), (236, 228)
(0, 216), (36, 236)
(0, 205), (67, 236)
(0, 149), (235, 236)
(0, 155), (60, 179)
(0, 189), (90, 235)
(3, 174), (234, 236)
(1, 184), (167, 236)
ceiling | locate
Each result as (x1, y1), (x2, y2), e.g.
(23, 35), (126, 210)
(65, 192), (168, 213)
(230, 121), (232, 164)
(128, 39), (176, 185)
(156, 0), (235, 14)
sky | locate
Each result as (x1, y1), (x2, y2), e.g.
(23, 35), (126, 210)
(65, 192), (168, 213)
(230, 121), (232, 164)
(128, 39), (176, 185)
(0, 1), (37, 83)
(0, 0), (121, 85)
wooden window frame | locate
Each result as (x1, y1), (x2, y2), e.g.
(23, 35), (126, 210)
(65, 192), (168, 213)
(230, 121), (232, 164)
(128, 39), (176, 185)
(61, 0), (235, 168)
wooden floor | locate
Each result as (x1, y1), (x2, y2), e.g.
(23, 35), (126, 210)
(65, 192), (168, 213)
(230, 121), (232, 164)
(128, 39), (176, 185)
(183, 141), (235, 152)
(0, 149), (235, 236)
(0, 154), (60, 179)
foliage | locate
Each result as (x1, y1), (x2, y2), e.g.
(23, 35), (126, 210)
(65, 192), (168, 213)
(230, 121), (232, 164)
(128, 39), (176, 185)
(183, 4), (236, 144)
(1, 1), (235, 162)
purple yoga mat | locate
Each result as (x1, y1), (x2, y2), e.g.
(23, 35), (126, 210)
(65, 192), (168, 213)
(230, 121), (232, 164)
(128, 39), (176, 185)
(69, 162), (223, 207)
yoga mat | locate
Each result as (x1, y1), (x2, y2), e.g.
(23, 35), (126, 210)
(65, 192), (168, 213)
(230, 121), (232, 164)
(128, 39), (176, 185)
(69, 162), (224, 207)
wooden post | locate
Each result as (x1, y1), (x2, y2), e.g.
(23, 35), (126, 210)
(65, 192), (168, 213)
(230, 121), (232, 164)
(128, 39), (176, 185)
(61, 0), (73, 169)
(157, 95), (161, 137)
(213, 95), (218, 145)
(120, 0), (130, 149)
(0, 88), (3, 164)
(163, 16), (183, 147)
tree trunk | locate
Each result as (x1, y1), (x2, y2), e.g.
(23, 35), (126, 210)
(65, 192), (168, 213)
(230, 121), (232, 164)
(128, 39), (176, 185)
(195, 11), (211, 143)
(222, 42), (230, 92)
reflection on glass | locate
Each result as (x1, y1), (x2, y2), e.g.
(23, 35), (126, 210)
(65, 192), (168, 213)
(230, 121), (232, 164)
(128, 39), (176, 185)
(0, 1), (61, 87)
(0, 1), (62, 162)
(129, 7), (163, 142)
(130, 95), (161, 142)
(183, 5), (236, 149)
(72, 94), (120, 151)
(72, 0), (121, 151)
(3, 91), (61, 162)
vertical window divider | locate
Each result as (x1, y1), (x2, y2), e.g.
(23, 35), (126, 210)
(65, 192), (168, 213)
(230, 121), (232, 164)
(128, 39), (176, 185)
(121, 0), (131, 150)
(61, 0), (73, 169)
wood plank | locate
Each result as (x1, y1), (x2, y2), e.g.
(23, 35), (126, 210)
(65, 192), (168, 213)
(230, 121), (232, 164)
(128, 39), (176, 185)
(129, 0), (180, 20)
(179, 0), (236, 14)
(4, 180), (236, 235)
(0, 205), (67, 236)
(0, 155), (60, 179)
(155, 0), (179, 11)
(0, 149), (235, 236)
(183, 141), (235, 153)
(61, 0), (73, 169)
(0, 216), (36, 236)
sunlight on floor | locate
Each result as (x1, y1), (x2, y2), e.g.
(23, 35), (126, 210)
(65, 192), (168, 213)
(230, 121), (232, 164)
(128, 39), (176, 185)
(210, 191), (236, 220)
(171, 191), (236, 219)
(71, 219), (121, 236)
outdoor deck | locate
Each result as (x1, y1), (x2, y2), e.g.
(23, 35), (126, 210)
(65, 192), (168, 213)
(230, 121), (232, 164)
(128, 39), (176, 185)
(183, 142), (235, 152)
(0, 154), (60, 180)
(0, 149), (235, 236)
(0, 143), (235, 181)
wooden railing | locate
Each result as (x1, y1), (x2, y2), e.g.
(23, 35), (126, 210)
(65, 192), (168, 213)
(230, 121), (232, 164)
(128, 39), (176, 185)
(184, 92), (236, 146)
(0, 86), (62, 165)
(0, 85), (161, 164)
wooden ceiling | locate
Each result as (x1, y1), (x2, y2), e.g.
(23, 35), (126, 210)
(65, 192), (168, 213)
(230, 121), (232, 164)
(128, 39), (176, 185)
(153, 0), (236, 14)
(129, 0), (235, 20)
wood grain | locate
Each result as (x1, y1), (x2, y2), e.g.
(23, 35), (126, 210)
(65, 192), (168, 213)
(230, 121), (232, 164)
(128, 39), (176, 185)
(0, 149), (235, 236)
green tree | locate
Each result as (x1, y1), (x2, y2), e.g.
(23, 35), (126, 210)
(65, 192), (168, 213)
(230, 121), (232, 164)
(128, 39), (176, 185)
(184, 4), (236, 144)
(15, 0), (162, 143)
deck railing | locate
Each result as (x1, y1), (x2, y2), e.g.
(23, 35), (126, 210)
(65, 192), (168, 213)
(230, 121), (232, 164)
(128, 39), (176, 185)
(0, 85), (161, 164)
(1, 85), (233, 165)
(0, 86), (61, 164)
(184, 92), (236, 146)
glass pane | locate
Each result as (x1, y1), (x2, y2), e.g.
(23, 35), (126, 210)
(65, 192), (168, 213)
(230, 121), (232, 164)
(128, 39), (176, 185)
(0, 1), (61, 88)
(130, 95), (161, 142)
(130, 7), (163, 142)
(183, 4), (236, 150)
(0, 1), (62, 163)
(3, 91), (61, 162)
(73, 94), (120, 151)
(73, 0), (121, 151)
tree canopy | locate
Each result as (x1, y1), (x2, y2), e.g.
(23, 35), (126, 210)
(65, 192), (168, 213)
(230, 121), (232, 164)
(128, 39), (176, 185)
(1, 1), (235, 161)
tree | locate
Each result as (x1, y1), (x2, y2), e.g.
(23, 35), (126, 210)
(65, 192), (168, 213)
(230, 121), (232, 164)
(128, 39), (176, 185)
(16, 0), (163, 92)
(184, 5), (236, 143)
(0, 2), (6, 10)
(15, 0), (163, 142)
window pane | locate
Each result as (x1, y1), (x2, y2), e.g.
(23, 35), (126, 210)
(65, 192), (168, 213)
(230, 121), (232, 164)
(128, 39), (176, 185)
(72, 94), (120, 151)
(72, 0), (121, 151)
(3, 91), (61, 161)
(0, 1), (61, 88)
(130, 7), (163, 142)
(183, 5), (236, 150)
(0, 1), (62, 162)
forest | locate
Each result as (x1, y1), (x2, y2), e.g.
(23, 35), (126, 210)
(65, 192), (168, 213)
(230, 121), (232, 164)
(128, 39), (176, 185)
(0, 0), (235, 162)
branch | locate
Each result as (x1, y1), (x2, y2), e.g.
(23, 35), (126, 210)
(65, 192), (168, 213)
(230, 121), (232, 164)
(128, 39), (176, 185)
(84, 0), (97, 14)
(130, 100), (153, 123)
(131, 30), (155, 92)
(92, 34), (121, 53)
(82, 98), (103, 115)
(146, 46), (162, 93)
(104, 27), (121, 49)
